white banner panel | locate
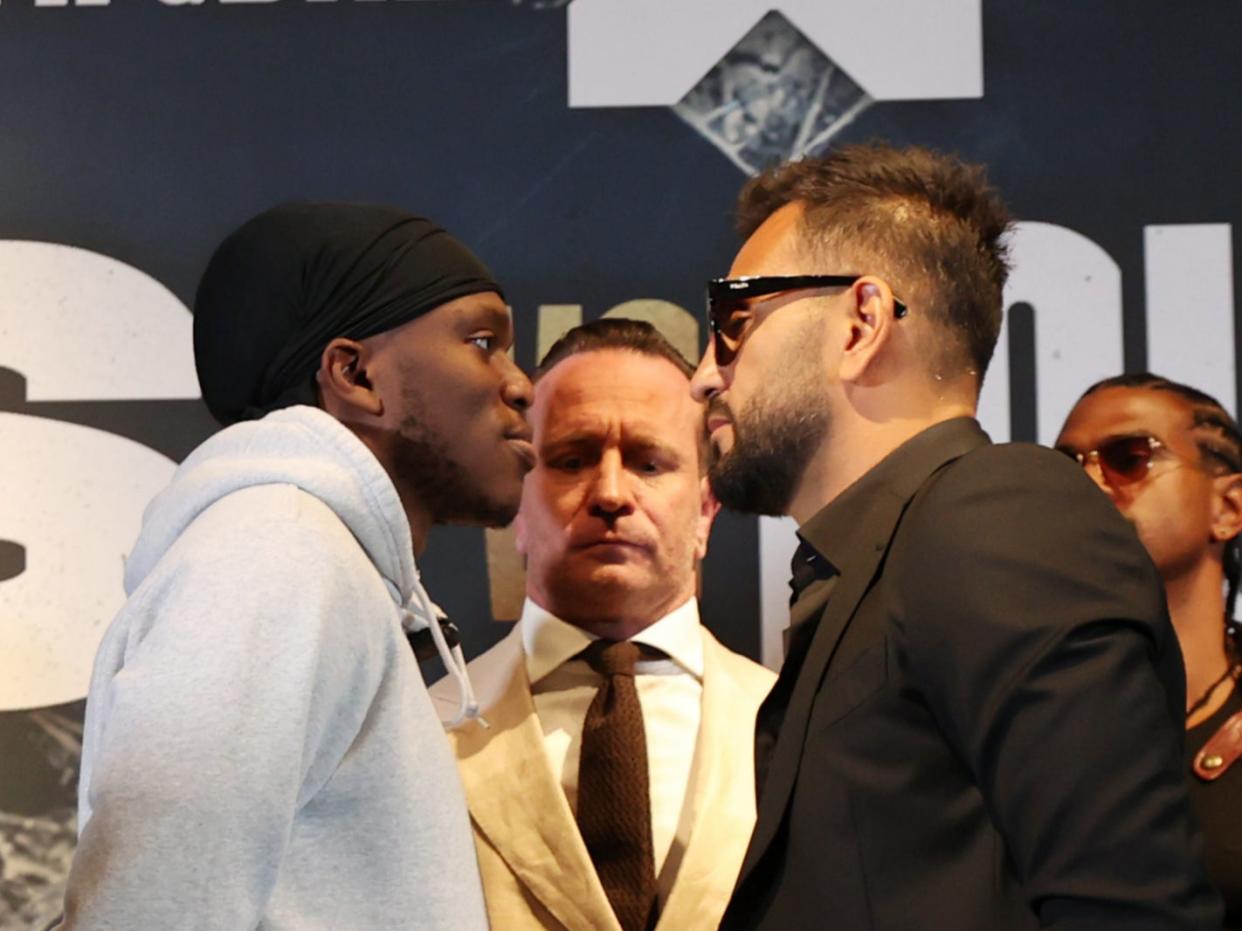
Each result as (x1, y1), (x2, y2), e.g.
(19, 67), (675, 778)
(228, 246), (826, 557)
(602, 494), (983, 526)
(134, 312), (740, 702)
(568, 0), (982, 108)
(1145, 223), (1236, 413)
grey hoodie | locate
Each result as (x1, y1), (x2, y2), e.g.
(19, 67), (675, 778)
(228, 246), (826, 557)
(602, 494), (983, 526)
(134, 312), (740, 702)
(61, 406), (489, 930)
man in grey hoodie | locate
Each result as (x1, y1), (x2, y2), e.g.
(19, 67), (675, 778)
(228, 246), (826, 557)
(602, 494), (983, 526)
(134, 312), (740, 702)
(60, 203), (534, 929)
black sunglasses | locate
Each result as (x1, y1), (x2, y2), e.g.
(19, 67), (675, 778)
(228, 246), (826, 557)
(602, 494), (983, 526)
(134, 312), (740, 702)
(705, 275), (908, 366)
(1059, 435), (1170, 487)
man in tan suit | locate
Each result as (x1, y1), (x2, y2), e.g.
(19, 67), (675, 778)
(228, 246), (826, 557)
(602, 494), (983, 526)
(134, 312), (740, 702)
(433, 318), (774, 931)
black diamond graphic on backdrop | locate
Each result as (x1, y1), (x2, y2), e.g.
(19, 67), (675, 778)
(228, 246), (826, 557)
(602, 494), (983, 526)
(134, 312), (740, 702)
(674, 11), (871, 175)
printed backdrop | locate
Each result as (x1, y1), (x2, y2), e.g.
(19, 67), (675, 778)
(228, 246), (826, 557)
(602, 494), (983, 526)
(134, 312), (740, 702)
(1, 1), (1239, 924)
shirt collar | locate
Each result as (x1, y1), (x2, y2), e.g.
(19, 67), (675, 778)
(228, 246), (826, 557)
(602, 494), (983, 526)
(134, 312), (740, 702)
(797, 417), (989, 573)
(520, 596), (705, 686)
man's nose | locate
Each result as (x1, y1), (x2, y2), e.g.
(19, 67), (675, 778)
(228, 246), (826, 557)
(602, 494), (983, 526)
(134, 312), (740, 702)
(690, 340), (725, 403)
(588, 453), (634, 519)
(499, 353), (533, 412)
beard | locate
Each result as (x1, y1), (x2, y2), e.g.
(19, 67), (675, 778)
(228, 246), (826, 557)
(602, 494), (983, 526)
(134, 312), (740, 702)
(706, 360), (830, 516)
(391, 402), (519, 529)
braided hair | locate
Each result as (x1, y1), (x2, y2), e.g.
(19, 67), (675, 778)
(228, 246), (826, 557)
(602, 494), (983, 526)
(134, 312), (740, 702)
(1080, 373), (1242, 660)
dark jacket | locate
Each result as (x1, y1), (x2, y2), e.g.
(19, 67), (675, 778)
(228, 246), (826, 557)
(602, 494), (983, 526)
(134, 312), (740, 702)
(722, 418), (1221, 931)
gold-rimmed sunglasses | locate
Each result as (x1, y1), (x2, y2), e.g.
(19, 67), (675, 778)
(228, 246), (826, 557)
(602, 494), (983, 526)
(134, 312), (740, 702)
(1058, 435), (1174, 487)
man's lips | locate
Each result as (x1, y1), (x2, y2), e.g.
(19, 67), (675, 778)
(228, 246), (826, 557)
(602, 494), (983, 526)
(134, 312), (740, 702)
(705, 398), (735, 437)
(571, 536), (648, 553)
(504, 428), (536, 469)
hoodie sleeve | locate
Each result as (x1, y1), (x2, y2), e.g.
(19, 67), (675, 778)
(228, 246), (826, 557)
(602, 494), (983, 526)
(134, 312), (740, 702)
(61, 487), (388, 930)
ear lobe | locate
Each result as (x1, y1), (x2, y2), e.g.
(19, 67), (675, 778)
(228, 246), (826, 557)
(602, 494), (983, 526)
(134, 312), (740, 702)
(319, 338), (383, 418)
(1211, 474), (1242, 544)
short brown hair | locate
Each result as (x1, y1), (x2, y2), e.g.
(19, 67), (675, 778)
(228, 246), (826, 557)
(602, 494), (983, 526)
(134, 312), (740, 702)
(738, 143), (1012, 382)
(536, 317), (695, 380)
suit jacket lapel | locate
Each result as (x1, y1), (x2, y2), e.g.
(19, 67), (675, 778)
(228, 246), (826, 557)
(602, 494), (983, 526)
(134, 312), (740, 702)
(450, 631), (620, 931)
(738, 488), (908, 883)
(658, 631), (764, 929)
(736, 418), (989, 887)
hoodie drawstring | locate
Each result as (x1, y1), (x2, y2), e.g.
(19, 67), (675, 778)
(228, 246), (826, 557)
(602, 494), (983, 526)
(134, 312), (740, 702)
(401, 582), (483, 729)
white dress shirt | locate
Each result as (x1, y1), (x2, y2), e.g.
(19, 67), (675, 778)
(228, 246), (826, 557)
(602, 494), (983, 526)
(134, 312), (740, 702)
(519, 596), (704, 897)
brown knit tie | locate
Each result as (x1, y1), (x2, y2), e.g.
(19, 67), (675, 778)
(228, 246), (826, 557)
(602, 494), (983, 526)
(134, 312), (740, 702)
(576, 640), (657, 931)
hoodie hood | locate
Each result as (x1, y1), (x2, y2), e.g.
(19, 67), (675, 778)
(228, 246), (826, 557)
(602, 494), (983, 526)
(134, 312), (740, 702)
(127, 405), (417, 599)
(125, 404), (481, 725)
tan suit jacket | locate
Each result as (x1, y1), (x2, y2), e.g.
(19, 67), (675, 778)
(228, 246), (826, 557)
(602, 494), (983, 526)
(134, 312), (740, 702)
(431, 621), (775, 931)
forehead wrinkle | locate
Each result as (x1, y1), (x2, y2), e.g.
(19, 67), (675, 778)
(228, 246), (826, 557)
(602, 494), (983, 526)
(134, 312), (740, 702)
(541, 372), (680, 405)
(534, 396), (700, 463)
(534, 385), (697, 427)
(531, 349), (702, 449)
(538, 410), (683, 453)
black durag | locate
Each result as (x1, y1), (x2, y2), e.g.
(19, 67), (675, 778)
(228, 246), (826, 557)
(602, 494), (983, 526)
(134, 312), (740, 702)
(193, 202), (503, 426)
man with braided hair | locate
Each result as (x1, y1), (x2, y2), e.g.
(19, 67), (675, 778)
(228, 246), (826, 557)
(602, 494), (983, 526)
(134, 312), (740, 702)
(691, 143), (1220, 928)
(1059, 373), (1242, 926)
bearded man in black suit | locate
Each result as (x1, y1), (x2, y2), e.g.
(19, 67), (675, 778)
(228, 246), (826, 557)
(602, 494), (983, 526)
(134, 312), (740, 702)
(690, 143), (1221, 930)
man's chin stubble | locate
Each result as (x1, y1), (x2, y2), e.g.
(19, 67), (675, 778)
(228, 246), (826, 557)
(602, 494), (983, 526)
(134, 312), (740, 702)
(708, 449), (795, 517)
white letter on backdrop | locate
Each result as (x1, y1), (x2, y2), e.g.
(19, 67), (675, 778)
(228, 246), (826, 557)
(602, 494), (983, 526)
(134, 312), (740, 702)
(1145, 224), (1236, 413)
(978, 221), (1124, 444)
(0, 242), (196, 710)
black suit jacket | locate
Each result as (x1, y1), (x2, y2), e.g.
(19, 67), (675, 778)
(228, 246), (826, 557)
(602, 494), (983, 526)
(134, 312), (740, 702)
(722, 418), (1221, 931)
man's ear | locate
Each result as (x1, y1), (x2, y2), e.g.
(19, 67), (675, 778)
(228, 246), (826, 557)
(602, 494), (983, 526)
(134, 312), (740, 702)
(1211, 473), (1242, 545)
(837, 277), (899, 386)
(694, 475), (720, 560)
(317, 337), (383, 418)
